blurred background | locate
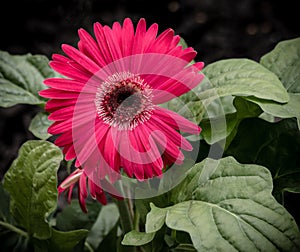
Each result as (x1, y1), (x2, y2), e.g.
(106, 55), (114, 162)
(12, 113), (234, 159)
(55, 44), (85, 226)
(0, 0), (299, 215)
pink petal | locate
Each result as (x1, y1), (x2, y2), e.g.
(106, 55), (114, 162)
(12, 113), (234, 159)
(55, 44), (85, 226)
(62, 44), (101, 74)
(121, 18), (134, 56)
(78, 28), (107, 67)
(45, 99), (77, 112)
(154, 107), (201, 134)
(44, 78), (85, 92)
(48, 106), (74, 121)
(150, 115), (193, 151)
(55, 130), (73, 146)
(40, 88), (79, 99)
(79, 172), (88, 198)
(50, 61), (92, 82)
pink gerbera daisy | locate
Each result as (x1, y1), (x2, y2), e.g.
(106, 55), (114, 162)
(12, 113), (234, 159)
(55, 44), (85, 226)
(40, 18), (204, 199)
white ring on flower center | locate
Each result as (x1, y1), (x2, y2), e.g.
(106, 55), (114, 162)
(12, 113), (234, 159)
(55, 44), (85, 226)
(95, 72), (154, 130)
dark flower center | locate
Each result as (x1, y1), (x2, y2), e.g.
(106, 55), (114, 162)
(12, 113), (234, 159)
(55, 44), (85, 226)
(95, 72), (153, 130)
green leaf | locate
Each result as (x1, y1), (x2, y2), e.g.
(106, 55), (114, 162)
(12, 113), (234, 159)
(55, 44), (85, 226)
(28, 112), (52, 140)
(150, 157), (300, 251)
(86, 203), (119, 249)
(146, 203), (167, 233)
(200, 97), (262, 145)
(201, 58), (289, 103)
(242, 38), (300, 129)
(32, 227), (88, 252)
(260, 37), (300, 93)
(122, 230), (156, 246)
(246, 92), (300, 129)
(0, 183), (11, 222)
(48, 228), (88, 252)
(3, 140), (63, 239)
(0, 51), (54, 107)
(55, 199), (101, 232)
(225, 118), (300, 202)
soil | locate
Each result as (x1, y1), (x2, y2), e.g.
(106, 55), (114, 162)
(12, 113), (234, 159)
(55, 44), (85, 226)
(0, 0), (299, 222)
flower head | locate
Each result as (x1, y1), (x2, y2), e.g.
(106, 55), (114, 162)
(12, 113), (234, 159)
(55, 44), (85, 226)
(40, 18), (204, 198)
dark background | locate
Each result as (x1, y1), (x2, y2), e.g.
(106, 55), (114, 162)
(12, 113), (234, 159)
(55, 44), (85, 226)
(0, 0), (299, 222)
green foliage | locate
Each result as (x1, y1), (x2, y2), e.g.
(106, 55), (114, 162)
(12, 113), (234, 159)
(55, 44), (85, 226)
(125, 157), (300, 251)
(28, 112), (52, 140)
(55, 200), (102, 231)
(86, 203), (120, 250)
(0, 51), (55, 107)
(201, 58), (288, 103)
(3, 140), (63, 239)
(225, 118), (300, 202)
(260, 37), (300, 93)
(245, 37), (300, 128)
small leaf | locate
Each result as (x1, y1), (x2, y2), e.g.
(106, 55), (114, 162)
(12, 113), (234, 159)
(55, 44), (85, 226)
(0, 51), (54, 107)
(29, 112), (52, 140)
(86, 203), (119, 249)
(122, 230), (155, 246)
(260, 37), (300, 93)
(150, 157), (300, 251)
(3, 140), (63, 239)
(146, 203), (167, 233)
(201, 58), (289, 103)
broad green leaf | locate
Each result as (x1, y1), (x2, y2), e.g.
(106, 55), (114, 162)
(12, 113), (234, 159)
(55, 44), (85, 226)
(86, 203), (119, 249)
(3, 140), (63, 239)
(0, 183), (11, 222)
(260, 37), (300, 93)
(242, 38), (300, 128)
(122, 230), (155, 246)
(32, 227), (88, 252)
(29, 112), (52, 140)
(200, 97), (262, 145)
(0, 79), (42, 107)
(48, 228), (88, 252)
(55, 199), (101, 231)
(0, 51), (54, 107)
(149, 157), (300, 251)
(246, 93), (300, 129)
(225, 118), (300, 202)
(201, 58), (289, 103)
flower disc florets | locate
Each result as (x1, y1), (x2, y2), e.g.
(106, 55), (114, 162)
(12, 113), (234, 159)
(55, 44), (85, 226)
(95, 72), (154, 130)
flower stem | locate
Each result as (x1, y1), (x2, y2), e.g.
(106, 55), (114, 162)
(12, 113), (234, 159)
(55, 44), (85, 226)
(133, 210), (140, 231)
(114, 198), (136, 252)
(0, 221), (28, 238)
(115, 198), (134, 233)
